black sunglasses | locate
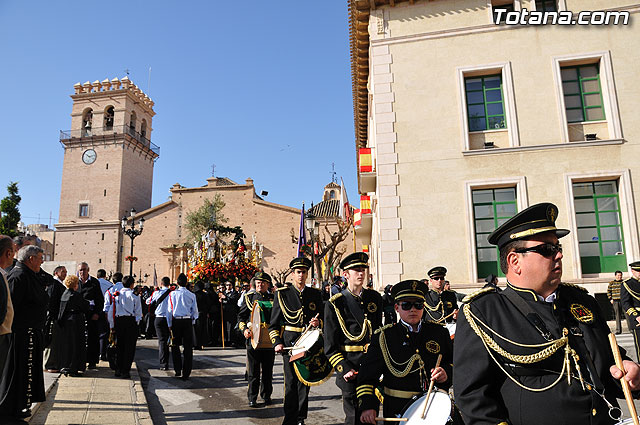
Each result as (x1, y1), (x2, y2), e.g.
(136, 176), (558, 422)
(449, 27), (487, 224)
(514, 243), (563, 258)
(400, 301), (423, 311)
(431, 276), (445, 281)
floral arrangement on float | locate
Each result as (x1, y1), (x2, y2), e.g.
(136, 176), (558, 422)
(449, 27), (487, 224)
(187, 230), (263, 284)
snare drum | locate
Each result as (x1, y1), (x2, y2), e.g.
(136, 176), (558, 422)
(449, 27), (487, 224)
(290, 328), (333, 386)
(400, 390), (452, 425)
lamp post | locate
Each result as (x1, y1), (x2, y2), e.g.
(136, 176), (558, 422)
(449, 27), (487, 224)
(304, 208), (319, 286)
(121, 208), (145, 276)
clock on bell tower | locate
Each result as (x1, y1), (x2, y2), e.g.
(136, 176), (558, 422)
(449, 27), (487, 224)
(55, 77), (159, 272)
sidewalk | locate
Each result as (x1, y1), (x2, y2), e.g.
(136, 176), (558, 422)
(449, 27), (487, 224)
(28, 360), (151, 425)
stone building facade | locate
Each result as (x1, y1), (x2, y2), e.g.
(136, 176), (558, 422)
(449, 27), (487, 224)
(350, 0), (640, 293)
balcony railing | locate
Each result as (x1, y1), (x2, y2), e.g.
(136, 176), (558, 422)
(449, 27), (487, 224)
(59, 125), (159, 156)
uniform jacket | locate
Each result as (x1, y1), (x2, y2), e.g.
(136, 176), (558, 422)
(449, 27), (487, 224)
(324, 288), (383, 386)
(620, 277), (640, 329)
(238, 291), (274, 348)
(269, 284), (323, 348)
(424, 289), (458, 323)
(454, 283), (630, 425)
(356, 321), (452, 414)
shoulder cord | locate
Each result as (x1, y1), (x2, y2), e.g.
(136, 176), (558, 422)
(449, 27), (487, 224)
(463, 304), (583, 392)
(379, 327), (424, 378)
(623, 281), (640, 301)
(331, 301), (371, 342)
(277, 290), (303, 324)
(424, 299), (443, 312)
(245, 294), (255, 311)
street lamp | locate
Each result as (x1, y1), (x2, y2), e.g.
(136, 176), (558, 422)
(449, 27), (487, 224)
(121, 208), (145, 276)
(305, 208), (319, 285)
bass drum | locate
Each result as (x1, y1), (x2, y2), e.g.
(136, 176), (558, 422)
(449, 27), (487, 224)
(250, 300), (273, 349)
(290, 328), (333, 386)
(400, 390), (452, 425)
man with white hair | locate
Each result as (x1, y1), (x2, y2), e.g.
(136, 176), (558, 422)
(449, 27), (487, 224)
(0, 245), (48, 420)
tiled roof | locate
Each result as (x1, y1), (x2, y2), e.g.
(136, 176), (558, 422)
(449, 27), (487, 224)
(325, 181), (340, 189)
(308, 199), (354, 218)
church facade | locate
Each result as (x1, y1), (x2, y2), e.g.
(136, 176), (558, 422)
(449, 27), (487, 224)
(51, 78), (350, 283)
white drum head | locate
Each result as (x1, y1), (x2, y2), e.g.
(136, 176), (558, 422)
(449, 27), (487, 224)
(291, 328), (320, 359)
(445, 323), (456, 337)
(401, 390), (451, 425)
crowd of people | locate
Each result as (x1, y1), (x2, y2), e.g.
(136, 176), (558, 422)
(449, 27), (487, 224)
(2, 202), (640, 425)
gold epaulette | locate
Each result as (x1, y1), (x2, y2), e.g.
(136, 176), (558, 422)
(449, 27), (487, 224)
(462, 287), (495, 304)
(424, 319), (447, 327)
(276, 286), (288, 291)
(559, 282), (588, 292)
(329, 292), (343, 303)
(374, 323), (393, 335)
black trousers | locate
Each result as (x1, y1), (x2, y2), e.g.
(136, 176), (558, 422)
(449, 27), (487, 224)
(98, 314), (109, 361)
(171, 318), (194, 378)
(154, 317), (170, 368)
(114, 316), (138, 375)
(282, 353), (310, 425)
(612, 300), (623, 333)
(247, 347), (275, 403)
(339, 381), (362, 425)
(86, 315), (100, 366)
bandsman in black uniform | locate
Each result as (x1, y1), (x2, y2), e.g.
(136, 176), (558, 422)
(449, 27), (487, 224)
(620, 262), (640, 359)
(238, 271), (276, 408)
(607, 270), (623, 335)
(269, 257), (324, 425)
(454, 202), (640, 425)
(357, 280), (452, 424)
(423, 266), (458, 324)
(324, 252), (383, 425)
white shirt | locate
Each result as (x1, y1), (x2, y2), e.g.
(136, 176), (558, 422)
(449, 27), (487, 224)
(107, 287), (142, 329)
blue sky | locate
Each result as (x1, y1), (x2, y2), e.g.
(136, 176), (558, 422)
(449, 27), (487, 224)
(0, 1), (356, 226)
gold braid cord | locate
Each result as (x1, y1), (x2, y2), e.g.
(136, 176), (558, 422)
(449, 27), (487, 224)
(424, 300), (443, 312)
(463, 304), (581, 392)
(331, 302), (371, 342)
(245, 294), (255, 311)
(623, 281), (640, 301)
(379, 327), (424, 378)
(277, 291), (303, 325)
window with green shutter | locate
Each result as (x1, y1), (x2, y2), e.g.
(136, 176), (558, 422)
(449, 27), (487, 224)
(573, 181), (626, 274)
(465, 75), (507, 132)
(561, 64), (605, 123)
(473, 188), (517, 278)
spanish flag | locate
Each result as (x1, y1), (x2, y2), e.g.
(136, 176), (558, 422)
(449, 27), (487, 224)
(359, 148), (373, 173)
(360, 195), (371, 214)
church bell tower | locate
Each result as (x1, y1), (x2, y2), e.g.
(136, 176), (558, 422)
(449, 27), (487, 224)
(55, 77), (159, 272)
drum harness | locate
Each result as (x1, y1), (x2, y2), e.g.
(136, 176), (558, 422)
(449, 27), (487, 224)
(463, 289), (623, 421)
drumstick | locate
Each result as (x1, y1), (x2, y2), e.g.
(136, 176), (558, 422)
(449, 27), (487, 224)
(374, 418), (407, 422)
(608, 333), (639, 425)
(421, 354), (443, 419)
(305, 313), (320, 332)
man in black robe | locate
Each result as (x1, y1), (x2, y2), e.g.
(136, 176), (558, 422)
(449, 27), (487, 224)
(0, 245), (48, 421)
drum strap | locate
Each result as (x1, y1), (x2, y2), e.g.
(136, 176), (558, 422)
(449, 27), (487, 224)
(503, 290), (554, 341)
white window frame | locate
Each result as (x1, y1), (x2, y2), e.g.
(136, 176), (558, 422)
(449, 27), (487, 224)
(78, 202), (90, 218)
(464, 176), (528, 283)
(487, 0), (522, 23)
(458, 62), (520, 151)
(563, 169), (639, 279)
(552, 51), (622, 144)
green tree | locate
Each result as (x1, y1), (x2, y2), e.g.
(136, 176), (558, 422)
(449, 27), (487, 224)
(0, 182), (21, 237)
(184, 195), (227, 245)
